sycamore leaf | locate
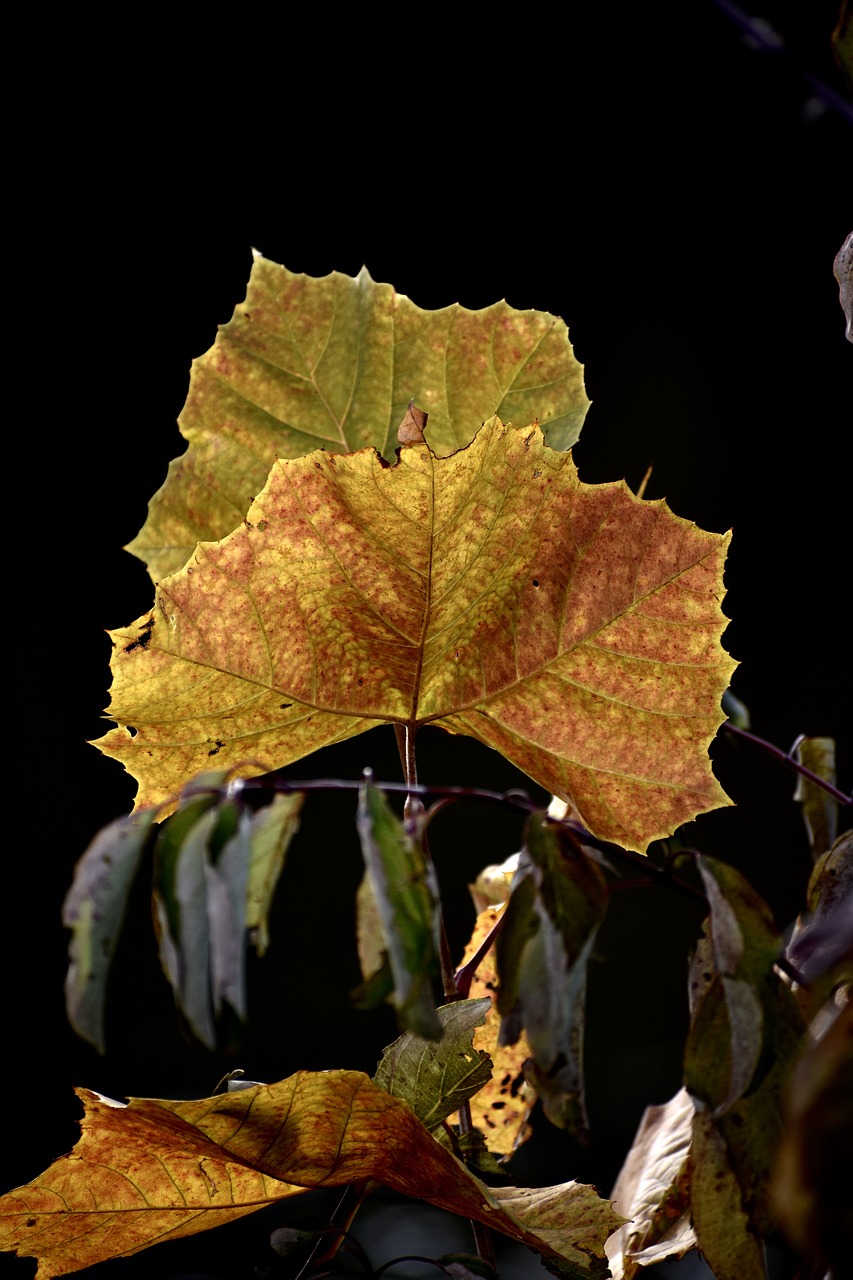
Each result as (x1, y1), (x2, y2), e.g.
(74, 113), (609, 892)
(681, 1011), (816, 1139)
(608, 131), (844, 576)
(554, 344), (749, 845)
(62, 809), (156, 1053)
(128, 258), (590, 581)
(374, 998), (494, 1130)
(96, 417), (734, 853)
(497, 814), (608, 1136)
(605, 1087), (696, 1280)
(0, 1072), (621, 1280)
(355, 778), (442, 1039)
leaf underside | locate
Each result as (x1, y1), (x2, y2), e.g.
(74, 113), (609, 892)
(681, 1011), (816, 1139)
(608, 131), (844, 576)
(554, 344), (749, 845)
(128, 259), (590, 581)
(97, 417), (734, 852)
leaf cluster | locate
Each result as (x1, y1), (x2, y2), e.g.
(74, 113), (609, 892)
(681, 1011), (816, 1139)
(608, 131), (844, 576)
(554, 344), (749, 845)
(3, 261), (850, 1280)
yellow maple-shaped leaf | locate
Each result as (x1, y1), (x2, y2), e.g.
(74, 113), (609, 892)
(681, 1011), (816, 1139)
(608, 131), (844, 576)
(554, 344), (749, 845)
(97, 417), (734, 852)
(128, 257), (589, 581)
(0, 1072), (620, 1279)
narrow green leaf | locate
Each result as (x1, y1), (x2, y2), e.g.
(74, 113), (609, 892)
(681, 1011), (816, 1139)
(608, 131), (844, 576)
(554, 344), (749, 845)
(63, 809), (156, 1053)
(374, 998), (493, 1131)
(154, 807), (217, 1049)
(205, 805), (251, 1022)
(497, 815), (608, 1136)
(689, 1106), (767, 1280)
(356, 779), (441, 1039)
(245, 793), (303, 955)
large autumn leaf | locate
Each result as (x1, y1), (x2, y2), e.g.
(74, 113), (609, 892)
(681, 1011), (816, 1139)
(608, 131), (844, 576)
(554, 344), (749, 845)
(0, 1072), (620, 1279)
(96, 416), (734, 851)
(128, 258), (590, 580)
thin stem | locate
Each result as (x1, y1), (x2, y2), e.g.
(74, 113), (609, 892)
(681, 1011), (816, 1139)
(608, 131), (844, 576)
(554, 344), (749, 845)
(453, 909), (507, 999)
(722, 723), (851, 806)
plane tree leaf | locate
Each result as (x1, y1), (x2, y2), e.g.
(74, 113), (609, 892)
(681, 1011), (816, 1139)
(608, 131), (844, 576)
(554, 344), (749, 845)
(128, 258), (590, 581)
(62, 808), (157, 1053)
(96, 416), (734, 853)
(355, 778), (442, 1039)
(374, 998), (494, 1130)
(0, 1072), (621, 1280)
(496, 814), (608, 1136)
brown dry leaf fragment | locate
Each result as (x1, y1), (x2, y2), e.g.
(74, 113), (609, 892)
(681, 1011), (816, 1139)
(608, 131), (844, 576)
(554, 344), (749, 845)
(605, 1087), (696, 1280)
(0, 1072), (620, 1280)
(97, 416), (734, 851)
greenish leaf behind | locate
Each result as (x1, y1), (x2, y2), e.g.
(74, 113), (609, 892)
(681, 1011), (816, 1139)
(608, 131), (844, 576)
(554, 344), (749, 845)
(128, 259), (590, 580)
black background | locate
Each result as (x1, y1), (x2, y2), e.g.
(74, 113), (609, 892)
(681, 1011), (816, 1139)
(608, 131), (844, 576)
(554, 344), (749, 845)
(7, 3), (851, 1276)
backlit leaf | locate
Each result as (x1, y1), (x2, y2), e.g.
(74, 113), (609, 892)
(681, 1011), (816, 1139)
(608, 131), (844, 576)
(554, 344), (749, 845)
(97, 417), (734, 852)
(374, 998), (494, 1130)
(0, 1072), (621, 1279)
(793, 736), (838, 858)
(128, 259), (590, 580)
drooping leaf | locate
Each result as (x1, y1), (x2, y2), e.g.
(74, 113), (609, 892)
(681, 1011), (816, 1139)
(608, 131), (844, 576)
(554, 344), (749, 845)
(128, 259), (590, 580)
(244, 792), (303, 955)
(355, 778), (442, 1039)
(374, 998), (494, 1130)
(97, 416), (734, 853)
(148, 778), (303, 1047)
(793, 735), (838, 857)
(684, 854), (783, 1116)
(605, 1087), (696, 1280)
(452, 901), (535, 1159)
(62, 808), (157, 1053)
(685, 858), (807, 1237)
(689, 1104), (767, 1280)
(0, 1072), (621, 1280)
(497, 814), (608, 1136)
